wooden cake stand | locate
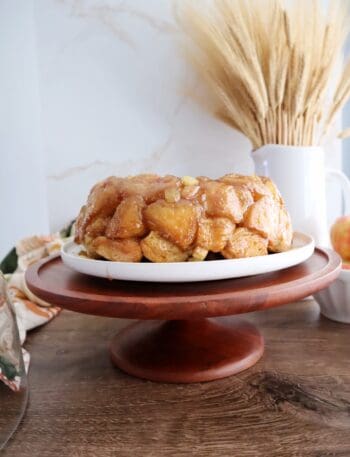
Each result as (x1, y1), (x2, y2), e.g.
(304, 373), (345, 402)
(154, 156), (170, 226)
(25, 248), (340, 383)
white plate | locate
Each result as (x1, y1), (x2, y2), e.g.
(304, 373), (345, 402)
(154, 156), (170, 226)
(61, 232), (314, 283)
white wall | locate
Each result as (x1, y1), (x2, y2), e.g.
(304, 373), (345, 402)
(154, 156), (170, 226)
(0, 0), (49, 259)
(0, 0), (343, 259)
(35, 0), (252, 232)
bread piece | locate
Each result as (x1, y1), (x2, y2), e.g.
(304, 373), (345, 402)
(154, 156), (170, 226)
(119, 174), (179, 204)
(270, 206), (293, 252)
(85, 217), (110, 238)
(75, 205), (87, 244)
(196, 217), (235, 252)
(164, 187), (181, 203)
(233, 185), (254, 213)
(203, 181), (244, 223)
(141, 231), (189, 262)
(190, 246), (209, 261)
(106, 195), (147, 239)
(222, 228), (268, 258)
(82, 177), (122, 228)
(243, 195), (292, 252)
(144, 199), (198, 250)
(219, 174), (269, 201)
(82, 234), (101, 259)
(91, 236), (142, 262)
(259, 176), (283, 204)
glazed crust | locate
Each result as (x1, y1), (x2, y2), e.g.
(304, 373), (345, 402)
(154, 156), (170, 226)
(91, 237), (143, 262)
(75, 174), (293, 262)
(140, 231), (189, 263)
(222, 227), (268, 259)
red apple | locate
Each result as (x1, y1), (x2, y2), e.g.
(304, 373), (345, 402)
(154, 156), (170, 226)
(342, 262), (350, 270)
(331, 216), (350, 261)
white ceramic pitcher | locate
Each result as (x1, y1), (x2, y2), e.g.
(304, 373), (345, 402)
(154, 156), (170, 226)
(251, 145), (350, 246)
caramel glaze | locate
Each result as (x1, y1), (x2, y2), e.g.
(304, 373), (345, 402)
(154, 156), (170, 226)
(74, 174), (293, 262)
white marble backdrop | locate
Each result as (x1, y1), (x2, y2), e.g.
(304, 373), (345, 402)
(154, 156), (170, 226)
(35, 0), (253, 232)
(0, 0), (343, 258)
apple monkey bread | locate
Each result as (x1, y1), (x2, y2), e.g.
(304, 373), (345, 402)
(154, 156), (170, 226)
(74, 174), (292, 263)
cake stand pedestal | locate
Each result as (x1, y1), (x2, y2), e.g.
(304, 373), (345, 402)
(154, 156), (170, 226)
(25, 248), (340, 383)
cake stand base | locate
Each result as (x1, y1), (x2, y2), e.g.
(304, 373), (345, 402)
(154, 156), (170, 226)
(110, 317), (264, 383)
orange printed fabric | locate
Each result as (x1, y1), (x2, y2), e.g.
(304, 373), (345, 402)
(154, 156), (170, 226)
(0, 234), (66, 391)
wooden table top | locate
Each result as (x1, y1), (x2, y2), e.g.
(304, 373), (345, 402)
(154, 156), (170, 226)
(3, 300), (350, 457)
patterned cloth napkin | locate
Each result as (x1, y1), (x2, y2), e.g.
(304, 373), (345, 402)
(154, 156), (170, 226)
(0, 275), (25, 392)
(0, 228), (72, 391)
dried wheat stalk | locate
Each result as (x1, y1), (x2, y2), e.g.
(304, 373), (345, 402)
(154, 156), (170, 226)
(180, 0), (350, 149)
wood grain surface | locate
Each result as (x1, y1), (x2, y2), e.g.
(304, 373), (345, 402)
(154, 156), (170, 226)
(3, 301), (350, 457)
(0, 380), (28, 450)
(25, 248), (340, 319)
(110, 318), (264, 383)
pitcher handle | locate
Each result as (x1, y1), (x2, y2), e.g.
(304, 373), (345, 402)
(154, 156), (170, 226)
(326, 168), (350, 215)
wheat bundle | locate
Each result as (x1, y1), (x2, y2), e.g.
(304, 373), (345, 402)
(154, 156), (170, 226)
(180, 0), (350, 148)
